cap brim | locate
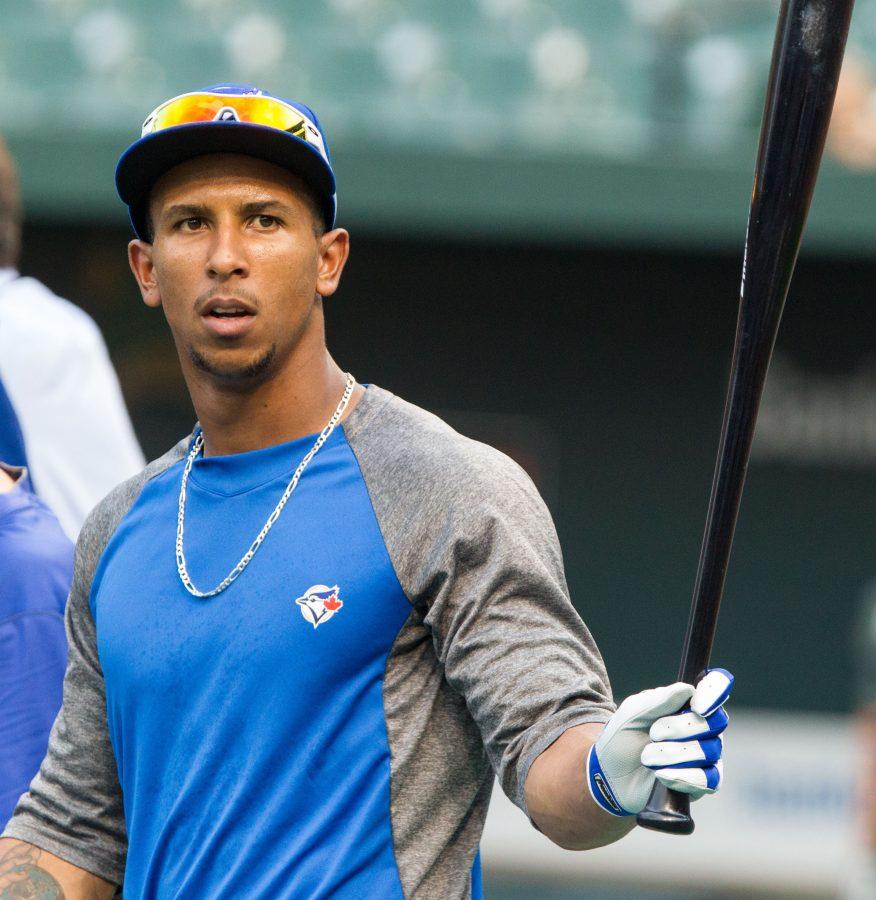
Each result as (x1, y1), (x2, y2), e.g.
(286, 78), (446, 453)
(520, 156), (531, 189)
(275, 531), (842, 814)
(115, 122), (336, 239)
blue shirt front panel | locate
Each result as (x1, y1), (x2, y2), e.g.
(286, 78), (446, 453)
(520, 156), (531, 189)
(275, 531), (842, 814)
(91, 428), (411, 898)
(0, 473), (72, 826)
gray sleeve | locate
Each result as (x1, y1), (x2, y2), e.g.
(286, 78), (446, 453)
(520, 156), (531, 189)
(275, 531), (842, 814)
(424, 460), (616, 809)
(346, 389), (615, 811)
(2, 439), (188, 884)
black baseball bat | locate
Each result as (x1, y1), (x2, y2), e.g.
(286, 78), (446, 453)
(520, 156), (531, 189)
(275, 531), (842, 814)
(636, 0), (855, 835)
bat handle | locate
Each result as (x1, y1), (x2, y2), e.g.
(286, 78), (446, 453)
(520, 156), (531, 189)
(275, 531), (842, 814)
(636, 689), (700, 834)
(636, 782), (694, 835)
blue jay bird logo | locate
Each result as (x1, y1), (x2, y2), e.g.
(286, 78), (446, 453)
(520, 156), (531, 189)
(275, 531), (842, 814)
(295, 584), (343, 629)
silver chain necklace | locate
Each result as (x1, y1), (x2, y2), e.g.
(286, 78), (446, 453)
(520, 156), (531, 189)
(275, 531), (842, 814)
(176, 373), (356, 598)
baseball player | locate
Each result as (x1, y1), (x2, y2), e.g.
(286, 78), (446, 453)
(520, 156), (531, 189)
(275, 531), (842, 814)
(0, 85), (732, 899)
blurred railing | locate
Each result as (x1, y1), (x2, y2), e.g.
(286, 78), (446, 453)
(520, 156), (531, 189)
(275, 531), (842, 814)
(4, 0), (876, 248)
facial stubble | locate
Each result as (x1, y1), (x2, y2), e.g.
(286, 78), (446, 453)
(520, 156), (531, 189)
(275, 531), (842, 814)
(185, 291), (318, 386)
(187, 342), (278, 384)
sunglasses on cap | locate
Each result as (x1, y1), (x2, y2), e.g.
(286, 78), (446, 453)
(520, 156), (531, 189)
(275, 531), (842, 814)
(140, 92), (329, 163)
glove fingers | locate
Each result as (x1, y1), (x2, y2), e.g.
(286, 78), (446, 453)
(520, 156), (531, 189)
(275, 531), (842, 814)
(641, 736), (723, 769)
(654, 761), (722, 797)
(612, 682), (695, 732)
(691, 668), (734, 717)
(649, 707), (729, 742)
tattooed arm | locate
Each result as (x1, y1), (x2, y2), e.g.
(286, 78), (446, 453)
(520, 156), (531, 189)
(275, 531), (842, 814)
(0, 839), (115, 900)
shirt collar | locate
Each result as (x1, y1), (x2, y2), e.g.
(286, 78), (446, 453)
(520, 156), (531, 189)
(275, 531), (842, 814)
(0, 268), (19, 289)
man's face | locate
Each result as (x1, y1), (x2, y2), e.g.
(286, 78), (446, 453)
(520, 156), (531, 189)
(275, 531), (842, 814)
(128, 153), (347, 387)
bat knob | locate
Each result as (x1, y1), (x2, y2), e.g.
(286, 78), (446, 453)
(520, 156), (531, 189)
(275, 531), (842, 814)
(636, 782), (695, 835)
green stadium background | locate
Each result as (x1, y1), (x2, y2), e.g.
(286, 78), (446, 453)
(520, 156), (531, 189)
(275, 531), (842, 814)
(4, 1), (875, 896)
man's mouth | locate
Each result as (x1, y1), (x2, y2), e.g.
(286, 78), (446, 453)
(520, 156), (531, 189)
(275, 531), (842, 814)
(208, 306), (250, 318)
(202, 297), (256, 317)
(200, 297), (257, 337)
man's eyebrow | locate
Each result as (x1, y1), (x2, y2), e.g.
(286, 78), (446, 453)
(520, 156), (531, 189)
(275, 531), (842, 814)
(161, 203), (208, 222)
(239, 200), (296, 217)
(158, 200), (297, 223)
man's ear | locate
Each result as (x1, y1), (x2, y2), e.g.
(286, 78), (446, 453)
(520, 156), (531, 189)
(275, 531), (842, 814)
(315, 228), (350, 299)
(128, 239), (162, 309)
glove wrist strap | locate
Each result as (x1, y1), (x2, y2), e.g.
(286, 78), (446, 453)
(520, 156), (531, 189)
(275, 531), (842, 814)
(586, 745), (633, 817)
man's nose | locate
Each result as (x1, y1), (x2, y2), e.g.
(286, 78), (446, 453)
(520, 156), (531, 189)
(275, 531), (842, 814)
(206, 225), (249, 280)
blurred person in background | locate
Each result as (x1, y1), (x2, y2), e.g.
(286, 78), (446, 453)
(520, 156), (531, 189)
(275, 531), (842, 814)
(828, 49), (876, 169)
(0, 461), (72, 829)
(0, 135), (144, 540)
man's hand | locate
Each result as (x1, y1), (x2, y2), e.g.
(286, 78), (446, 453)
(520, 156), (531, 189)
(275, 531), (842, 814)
(587, 668), (733, 817)
(524, 669), (733, 850)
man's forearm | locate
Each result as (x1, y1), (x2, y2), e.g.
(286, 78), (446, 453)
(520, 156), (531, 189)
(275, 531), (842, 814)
(524, 723), (635, 850)
(0, 839), (116, 900)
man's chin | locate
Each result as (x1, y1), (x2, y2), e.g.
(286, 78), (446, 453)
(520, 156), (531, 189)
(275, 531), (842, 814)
(187, 344), (277, 385)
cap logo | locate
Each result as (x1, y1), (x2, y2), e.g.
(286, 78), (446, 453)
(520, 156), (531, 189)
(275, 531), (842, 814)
(214, 106), (241, 123)
(295, 584), (343, 629)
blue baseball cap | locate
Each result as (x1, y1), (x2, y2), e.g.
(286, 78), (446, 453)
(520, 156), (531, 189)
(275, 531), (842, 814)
(115, 84), (336, 240)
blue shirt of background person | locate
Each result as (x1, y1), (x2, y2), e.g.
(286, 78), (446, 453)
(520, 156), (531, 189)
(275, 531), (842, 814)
(0, 463), (73, 826)
(0, 377), (27, 470)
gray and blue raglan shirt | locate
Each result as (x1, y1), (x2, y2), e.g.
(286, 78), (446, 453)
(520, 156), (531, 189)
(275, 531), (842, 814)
(3, 385), (614, 898)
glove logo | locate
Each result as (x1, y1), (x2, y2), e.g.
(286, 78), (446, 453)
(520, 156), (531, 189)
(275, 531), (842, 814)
(295, 584), (343, 630)
(593, 772), (622, 815)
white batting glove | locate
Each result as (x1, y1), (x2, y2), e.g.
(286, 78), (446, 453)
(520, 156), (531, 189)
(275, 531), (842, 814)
(586, 668), (733, 817)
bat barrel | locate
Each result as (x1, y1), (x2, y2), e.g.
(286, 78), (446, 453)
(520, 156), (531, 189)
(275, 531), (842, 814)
(679, 0), (855, 684)
(637, 0), (854, 835)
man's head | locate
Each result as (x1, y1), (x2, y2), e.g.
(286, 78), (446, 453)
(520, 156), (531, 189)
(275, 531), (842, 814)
(0, 136), (21, 269)
(128, 153), (349, 387)
(120, 86), (349, 388)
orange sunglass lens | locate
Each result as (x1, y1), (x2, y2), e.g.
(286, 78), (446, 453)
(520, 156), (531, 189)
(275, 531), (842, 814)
(150, 95), (304, 133)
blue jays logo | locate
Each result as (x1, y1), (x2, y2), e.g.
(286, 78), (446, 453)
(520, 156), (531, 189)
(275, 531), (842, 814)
(295, 584), (343, 629)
